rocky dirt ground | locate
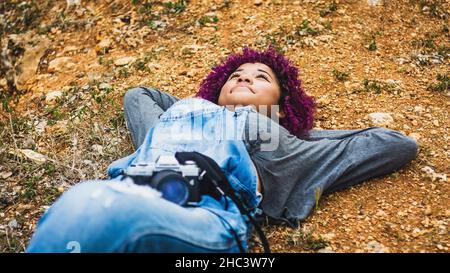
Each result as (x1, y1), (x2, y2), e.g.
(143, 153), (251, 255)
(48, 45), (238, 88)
(0, 0), (448, 253)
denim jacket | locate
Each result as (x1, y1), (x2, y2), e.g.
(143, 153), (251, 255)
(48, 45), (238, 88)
(107, 98), (262, 211)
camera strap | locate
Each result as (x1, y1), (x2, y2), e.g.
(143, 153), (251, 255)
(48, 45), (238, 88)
(175, 151), (271, 253)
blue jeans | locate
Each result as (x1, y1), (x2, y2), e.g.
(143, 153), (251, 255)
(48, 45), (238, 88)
(27, 95), (259, 253)
(27, 180), (248, 252)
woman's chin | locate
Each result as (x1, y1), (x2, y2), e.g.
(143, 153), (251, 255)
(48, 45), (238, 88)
(227, 97), (257, 107)
(218, 93), (258, 108)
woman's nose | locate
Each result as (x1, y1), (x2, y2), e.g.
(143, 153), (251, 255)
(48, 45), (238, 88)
(237, 74), (253, 84)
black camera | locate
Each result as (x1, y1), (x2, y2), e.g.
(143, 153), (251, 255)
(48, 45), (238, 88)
(123, 151), (271, 253)
(123, 155), (201, 206)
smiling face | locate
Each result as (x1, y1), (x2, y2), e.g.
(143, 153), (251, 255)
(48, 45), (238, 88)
(218, 62), (284, 117)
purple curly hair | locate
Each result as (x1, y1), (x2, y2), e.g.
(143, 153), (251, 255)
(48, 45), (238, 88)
(196, 46), (316, 138)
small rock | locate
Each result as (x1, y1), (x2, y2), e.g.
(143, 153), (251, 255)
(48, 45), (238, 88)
(344, 81), (362, 92)
(96, 38), (112, 55)
(317, 247), (335, 253)
(421, 217), (431, 227)
(376, 209), (387, 218)
(408, 132), (420, 141)
(48, 57), (75, 73)
(254, 0), (263, 6)
(8, 219), (18, 229)
(432, 120), (439, 127)
(322, 233), (336, 240)
(22, 136), (36, 149)
(99, 82), (112, 90)
(412, 228), (423, 238)
(421, 166), (448, 182)
(424, 206), (432, 216)
(413, 106), (424, 114)
(397, 57), (410, 65)
(367, 0), (383, 6)
(181, 44), (206, 55)
(92, 144), (104, 154)
(35, 120), (48, 134)
(367, 112), (394, 127)
(12, 149), (47, 164)
(366, 241), (389, 253)
(81, 84), (90, 91)
(63, 46), (79, 53)
(114, 56), (136, 66)
(57, 186), (65, 193)
(0, 171), (13, 179)
(66, 0), (81, 6)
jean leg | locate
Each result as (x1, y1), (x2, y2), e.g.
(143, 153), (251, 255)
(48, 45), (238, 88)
(307, 128), (377, 141)
(124, 87), (179, 149)
(27, 180), (248, 253)
(324, 127), (418, 193)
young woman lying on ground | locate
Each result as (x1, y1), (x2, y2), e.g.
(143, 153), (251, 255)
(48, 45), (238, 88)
(27, 46), (417, 253)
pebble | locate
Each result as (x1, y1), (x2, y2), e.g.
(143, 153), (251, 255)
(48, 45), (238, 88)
(254, 0), (263, 6)
(8, 219), (18, 229)
(48, 57), (75, 73)
(376, 209), (387, 218)
(412, 228), (423, 238)
(367, 112), (394, 127)
(114, 56), (136, 66)
(34, 120), (47, 135)
(45, 90), (63, 105)
(366, 241), (389, 253)
(96, 38), (112, 55)
(322, 233), (336, 240)
(92, 144), (104, 154)
(63, 46), (79, 53)
(0, 171), (13, 179)
(22, 136), (36, 149)
(344, 81), (362, 91)
(413, 106), (424, 114)
(99, 83), (112, 90)
(66, 0), (81, 6)
(421, 166), (448, 182)
(317, 247), (335, 253)
(15, 149), (47, 164)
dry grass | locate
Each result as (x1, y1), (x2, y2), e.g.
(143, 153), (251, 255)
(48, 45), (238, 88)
(0, 0), (449, 253)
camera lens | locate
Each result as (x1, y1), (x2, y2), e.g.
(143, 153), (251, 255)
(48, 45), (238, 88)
(158, 178), (189, 205)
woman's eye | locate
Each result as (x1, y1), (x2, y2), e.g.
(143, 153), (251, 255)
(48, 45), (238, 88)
(258, 75), (269, 81)
(229, 74), (239, 79)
